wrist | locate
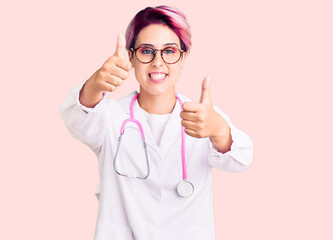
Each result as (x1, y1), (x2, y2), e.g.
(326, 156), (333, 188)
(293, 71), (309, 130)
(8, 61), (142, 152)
(210, 125), (230, 143)
(209, 115), (232, 153)
(79, 80), (103, 108)
(210, 113), (229, 139)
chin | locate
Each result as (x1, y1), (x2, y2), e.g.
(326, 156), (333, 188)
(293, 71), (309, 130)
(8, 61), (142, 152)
(140, 85), (174, 97)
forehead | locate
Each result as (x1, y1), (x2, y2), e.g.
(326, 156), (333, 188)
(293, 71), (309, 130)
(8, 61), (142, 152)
(135, 24), (181, 47)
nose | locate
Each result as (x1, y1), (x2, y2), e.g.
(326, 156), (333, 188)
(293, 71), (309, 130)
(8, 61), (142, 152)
(151, 50), (164, 66)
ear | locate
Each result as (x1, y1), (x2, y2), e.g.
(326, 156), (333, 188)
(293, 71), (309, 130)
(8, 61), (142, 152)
(128, 50), (133, 63)
(180, 51), (187, 68)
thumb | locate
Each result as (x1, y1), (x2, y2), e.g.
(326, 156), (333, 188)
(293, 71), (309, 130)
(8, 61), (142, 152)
(114, 32), (126, 58)
(199, 76), (211, 104)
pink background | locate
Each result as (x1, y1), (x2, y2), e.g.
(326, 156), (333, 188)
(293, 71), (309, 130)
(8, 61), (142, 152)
(1, 0), (332, 239)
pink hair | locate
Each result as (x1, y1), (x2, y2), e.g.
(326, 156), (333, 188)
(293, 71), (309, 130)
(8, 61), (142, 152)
(125, 6), (192, 53)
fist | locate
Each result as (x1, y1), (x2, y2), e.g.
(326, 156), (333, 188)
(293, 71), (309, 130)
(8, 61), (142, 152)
(89, 33), (132, 93)
(180, 76), (228, 138)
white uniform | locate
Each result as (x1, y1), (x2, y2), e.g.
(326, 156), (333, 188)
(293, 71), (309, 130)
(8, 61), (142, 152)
(60, 82), (253, 240)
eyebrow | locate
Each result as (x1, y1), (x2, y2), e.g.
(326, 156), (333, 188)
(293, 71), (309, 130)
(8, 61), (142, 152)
(137, 43), (179, 48)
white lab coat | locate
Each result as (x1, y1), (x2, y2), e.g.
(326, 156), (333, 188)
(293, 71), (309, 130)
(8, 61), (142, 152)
(60, 81), (253, 240)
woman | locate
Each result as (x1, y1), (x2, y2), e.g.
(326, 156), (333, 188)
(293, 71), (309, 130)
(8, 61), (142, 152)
(60, 5), (253, 240)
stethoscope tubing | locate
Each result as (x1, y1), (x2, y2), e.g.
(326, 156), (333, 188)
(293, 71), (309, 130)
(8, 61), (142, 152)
(114, 93), (189, 182)
(175, 95), (187, 181)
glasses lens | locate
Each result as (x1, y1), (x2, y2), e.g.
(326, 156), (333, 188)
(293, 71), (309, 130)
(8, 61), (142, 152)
(135, 46), (181, 64)
(136, 47), (155, 63)
(162, 46), (181, 64)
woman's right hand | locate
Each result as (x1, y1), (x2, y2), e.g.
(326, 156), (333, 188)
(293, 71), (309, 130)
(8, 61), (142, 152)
(79, 33), (132, 108)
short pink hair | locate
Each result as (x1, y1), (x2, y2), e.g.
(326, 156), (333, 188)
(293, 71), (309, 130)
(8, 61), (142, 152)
(125, 6), (192, 53)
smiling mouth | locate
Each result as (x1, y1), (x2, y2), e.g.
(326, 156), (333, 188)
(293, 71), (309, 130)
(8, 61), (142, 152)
(149, 73), (168, 83)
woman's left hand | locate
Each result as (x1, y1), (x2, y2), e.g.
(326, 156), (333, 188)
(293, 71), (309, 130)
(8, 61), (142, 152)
(180, 76), (233, 153)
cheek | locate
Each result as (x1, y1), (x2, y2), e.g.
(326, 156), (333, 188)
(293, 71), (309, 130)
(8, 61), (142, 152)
(170, 66), (182, 77)
(134, 65), (147, 81)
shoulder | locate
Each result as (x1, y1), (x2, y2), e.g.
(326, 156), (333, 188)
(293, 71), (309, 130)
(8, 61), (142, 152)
(114, 90), (138, 108)
(175, 92), (193, 103)
(99, 91), (138, 115)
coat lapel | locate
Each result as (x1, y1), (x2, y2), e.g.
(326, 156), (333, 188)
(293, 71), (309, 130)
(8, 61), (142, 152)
(159, 94), (195, 157)
(122, 91), (160, 155)
(122, 91), (195, 158)
(133, 101), (161, 155)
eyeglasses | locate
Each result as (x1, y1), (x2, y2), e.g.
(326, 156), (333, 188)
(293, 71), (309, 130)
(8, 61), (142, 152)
(131, 46), (185, 64)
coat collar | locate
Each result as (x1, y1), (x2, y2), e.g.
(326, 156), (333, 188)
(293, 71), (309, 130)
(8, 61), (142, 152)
(121, 91), (195, 156)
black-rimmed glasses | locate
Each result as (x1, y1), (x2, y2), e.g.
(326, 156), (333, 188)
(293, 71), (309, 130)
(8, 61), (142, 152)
(131, 46), (185, 64)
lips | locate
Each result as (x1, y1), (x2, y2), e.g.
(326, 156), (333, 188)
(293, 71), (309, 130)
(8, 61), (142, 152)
(148, 72), (168, 83)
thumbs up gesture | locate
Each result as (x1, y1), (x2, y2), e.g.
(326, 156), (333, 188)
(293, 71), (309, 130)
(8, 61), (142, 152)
(80, 33), (132, 107)
(180, 76), (233, 152)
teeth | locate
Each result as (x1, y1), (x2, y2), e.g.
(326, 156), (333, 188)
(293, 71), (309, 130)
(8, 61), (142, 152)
(150, 73), (166, 80)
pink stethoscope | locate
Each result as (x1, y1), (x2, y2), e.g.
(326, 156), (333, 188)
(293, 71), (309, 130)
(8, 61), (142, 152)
(113, 93), (194, 198)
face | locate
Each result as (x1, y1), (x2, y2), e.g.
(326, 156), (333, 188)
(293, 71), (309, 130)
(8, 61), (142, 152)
(128, 24), (186, 97)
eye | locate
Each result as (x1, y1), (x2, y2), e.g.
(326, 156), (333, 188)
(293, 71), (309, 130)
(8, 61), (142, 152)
(163, 47), (177, 54)
(139, 47), (154, 55)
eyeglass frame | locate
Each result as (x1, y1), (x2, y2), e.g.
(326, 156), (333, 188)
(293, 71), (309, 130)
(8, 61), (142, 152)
(130, 46), (186, 64)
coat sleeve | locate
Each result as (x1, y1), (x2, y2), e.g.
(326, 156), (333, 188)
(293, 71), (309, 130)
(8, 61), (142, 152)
(59, 81), (110, 153)
(207, 106), (253, 172)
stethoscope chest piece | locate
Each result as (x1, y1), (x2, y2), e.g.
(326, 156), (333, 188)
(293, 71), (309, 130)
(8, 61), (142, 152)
(177, 180), (194, 198)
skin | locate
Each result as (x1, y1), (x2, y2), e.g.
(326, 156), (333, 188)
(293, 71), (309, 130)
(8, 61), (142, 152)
(128, 24), (186, 115)
(79, 33), (132, 108)
(181, 76), (233, 153)
(80, 24), (232, 153)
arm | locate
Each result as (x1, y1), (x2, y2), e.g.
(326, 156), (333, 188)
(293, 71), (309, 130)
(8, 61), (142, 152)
(59, 81), (108, 152)
(180, 77), (253, 172)
(60, 33), (132, 152)
(207, 106), (253, 172)
(208, 111), (233, 154)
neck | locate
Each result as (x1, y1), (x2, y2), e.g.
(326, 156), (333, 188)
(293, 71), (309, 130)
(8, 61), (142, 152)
(137, 88), (177, 114)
